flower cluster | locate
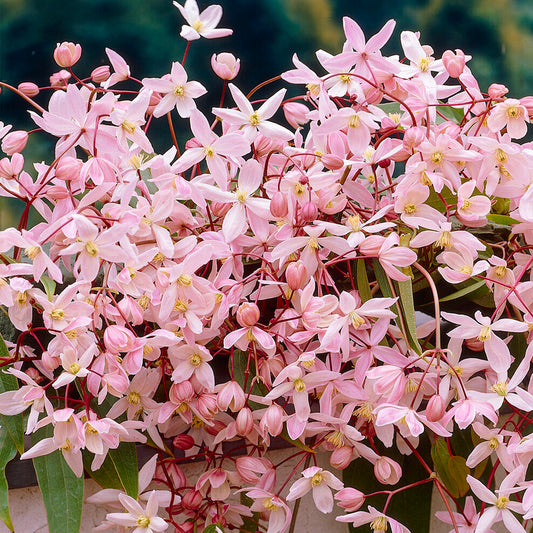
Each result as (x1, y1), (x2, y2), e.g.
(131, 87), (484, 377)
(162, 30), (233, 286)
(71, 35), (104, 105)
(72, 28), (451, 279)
(0, 1), (533, 532)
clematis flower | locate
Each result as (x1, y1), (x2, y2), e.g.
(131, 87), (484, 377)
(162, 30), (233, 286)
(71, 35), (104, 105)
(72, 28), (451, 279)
(106, 491), (168, 532)
(173, 0), (232, 40)
(286, 466), (343, 514)
(337, 505), (410, 532)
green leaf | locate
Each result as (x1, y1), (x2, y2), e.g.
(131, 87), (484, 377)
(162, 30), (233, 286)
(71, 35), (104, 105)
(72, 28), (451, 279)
(439, 280), (486, 302)
(0, 426), (17, 531)
(425, 187), (456, 212)
(107, 443), (138, 498)
(395, 276), (422, 355)
(356, 259), (372, 303)
(230, 349), (268, 411)
(377, 102), (401, 115)
(279, 426), (315, 454)
(32, 424), (84, 533)
(202, 524), (224, 533)
(0, 353), (24, 454)
(486, 214), (520, 225)
(436, 104), (465, 124)
(82, 451), (123, 491)
(40, 275), (56, 301)
(431, 438), (470, 499)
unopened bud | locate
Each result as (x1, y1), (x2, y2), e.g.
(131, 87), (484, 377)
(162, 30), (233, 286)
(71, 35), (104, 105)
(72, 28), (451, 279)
(270, 191), (289, 218)
(321, 154), (344, 170)
(283, 102), (309, 129)
(374, 456), (402, 485)
(330, 445), (353, 469)
(53, 42), (82, 68)
(236, 302), (260, 327)
(91, 65), (110, 84)
(173, 434), (195, 450)
(285, 261), (308, 290)
(335, 487), (365, 512)
(211, 52), (240, 80)
(300, 201), (318, 222)
(442, 49), (465, 78)
(18, 82), (39, 97)
(181, 490), (203, 510)
(1, 131), (28, 155)
(426, 394), (446, 422)
(488, 83), (509, 99)
(236, 407), (254, 436)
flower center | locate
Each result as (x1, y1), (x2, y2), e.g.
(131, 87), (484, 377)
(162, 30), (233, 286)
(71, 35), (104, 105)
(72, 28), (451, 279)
(477, 326), (491, 342)
(249, 112), (261, 126)
(325, 430), (345, 448)
(121, 120), (136, 134)
(311, 472), (323, 486)
(495, 496), (509, 509)
(349, 311), (365, 329)
(85, 241), (99, 256)
(506, 106), (520, 119)
(417, 57), (432, 72)
(404, 203), (417, 214)
(69, 362), (81, 374)
(490, 381), (507, 396)
(16, 292), (27, 306)
(174, 299), (188, 312)
(50, 309), (65, 320)
(370, 516), (388, 531)
(495, 148), (508, 163)
(189, 353), (202, 367)
(128, 391), (141, 405)
(293, 378), (306, 392)
(488, 437), (499, 449)
(348, 215), (361, 232)
(174, 85), (185, 96)
(263, 498), (279, 511)
(24, 246), (40, 259)
(339, 74), (351, 83)
(192, 19), (203, 32)
(348, 114), (360, 128)
(236, 190), (247, 203)
(495, 265), (507, 278)
(204, 145), (215, 157)
(136, 515), (151, 527)
(177, 274), (193, 286)
(431, 151), (443, 164)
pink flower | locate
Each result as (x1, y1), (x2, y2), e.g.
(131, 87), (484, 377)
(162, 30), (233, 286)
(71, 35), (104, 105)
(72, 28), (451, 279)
(337, 505), (410, 532)
(106, 491), (168, 532)
(286, 466), (343, 514)
(487, 98), (529, 139)
(53, 42), (82, 68)
(173, 0), (232, 40)
(143, 62), (207, 118)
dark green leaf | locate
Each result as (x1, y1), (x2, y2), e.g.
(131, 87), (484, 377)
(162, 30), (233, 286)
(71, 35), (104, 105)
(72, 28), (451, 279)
(82, 451), (123, 491)
(202, 524), (224, 533)
(107, 443), (138, 498)
(240, 493), (259, 533)
(431, 438), (470, 499)
(32, 424), (84, 533)
(279, 426), (315, 454)
(439, 280), (486, 302)
(436, 104), (464, 124)
(0, 426), (16, 531)
(395, 276), (422, 355)
(230, 349), (268, 411)
(425, 187), (456, 212)
(446, 456), (470, 498)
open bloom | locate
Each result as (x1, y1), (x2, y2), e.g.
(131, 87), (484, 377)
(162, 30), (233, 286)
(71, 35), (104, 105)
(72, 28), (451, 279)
(173, 0), (232, 40)
(106, 491), (168, 532)
(286, 466), (343, 514)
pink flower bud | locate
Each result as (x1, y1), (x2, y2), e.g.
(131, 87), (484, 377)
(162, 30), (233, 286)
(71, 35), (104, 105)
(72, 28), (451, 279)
(488, 83), (509, 99)
(403, 126), (426, 151)
(362, 85), (383, 105)
(285, 261), (308, 290)
(270, 191), (289, 218)
(1, 130), (28, 155)
(235, 456), (271, 483)
(182, 489), (203, 510)
(236, 302), (260, 327)
(301, 201), (318, 222)
(53, 42), (82, 68)
(91, 65), (110, 84)
(330, 445), (353, 469)
(196, 393), (218, 419)
(464, 336), (484, 352)
(169, 381), (195, 403)
(104, 324), (136, 353)
(321, 154), (344, 170)
(520, 96), (533, 117)
(210, 201), (231, 217)
(236, 407), (254, 436)
(173, 434), (195, 450)
(378, 158), (391, 168)
(426, 394), (446, 422)
(335, 487), (365, 512)
(46, 185), (69, 200)
(259, 403), (284, 436)
(374, 456), (402, 485)
(18, 82), (39, 97)
(211, 52), (240, 80)
(25, 367), (43, 383)
(442, 49), (465, 78)
(217, 380), (245, 412)
(205, 418), (226, 436)
(50, 69), (71, 87)
(283, 102), (309, 129)
(42, 351), (60, 372)
(55, 156), (82, 181)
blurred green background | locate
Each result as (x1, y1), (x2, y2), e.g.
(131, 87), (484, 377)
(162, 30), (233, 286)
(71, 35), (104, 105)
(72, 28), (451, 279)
(1, 0), (533, 226)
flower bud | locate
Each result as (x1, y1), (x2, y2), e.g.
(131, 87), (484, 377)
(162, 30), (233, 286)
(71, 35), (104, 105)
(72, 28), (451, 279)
(330, 445), (353, 470)
(335, 487), (365, 512)
(283, 102), (309, 129)
(53, 42), (82, 68)
(236, 407), (254, 436)
(363, 85), (382, 105)
(42, 350), (60, 372)
(374, 456), (402, 485)
(18, 82), (39, 97)
(104, 324), (135, 353)
(403, 126), (426, 151)
(442, 49), (465, 78)
(285, 261), (308, 290)
(91, 65), (110, 84)
(0, 153), (24, 179)
(488, 83), (509, 99)
(300, 201), (318, 222)
(211, 52), (240, 80)
(182, 489), (203, 510)
(378, 158), (391, 168)
(210, 201), (231, 218)
(169, 381), (195, 403)
(50, 69), (71, 87)
(205, 418), (226, 437)
(46, 185), (70, 200)
(1, 131), (28, 155)
(217, 380), (245, 412)
(520, 96), (533, 118)
(270, 191), (289, 218)
(235, 456), (270, 483)
(464, 336), (484, 352)
(259, 403), (284, 436)
(173, 434), (195, 450)
(55, 156), (83, 181)
(321, 154), (344, 170)
(196, 393), (218, 419)
(426, 394), (446, 422)
(236, 302), (260, 327)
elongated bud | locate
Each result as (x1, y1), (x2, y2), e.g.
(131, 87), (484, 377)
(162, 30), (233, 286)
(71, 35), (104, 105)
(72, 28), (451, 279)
(53, 42), (82, 68)
(283, 102), (309, 129)
(236, 302), (260, 327)
(173, 434), (195, 450)
(18, 82), (39, 97)
(196, 393), (218, 419)
(426, 394), (446, 422)
(403, 126), (426, 151)
(259, 403), (284, 436)
(301, 201), (318, 222)
(488, 83), (508, 99)
(330, 445), (353, 470)
(91, 65), (110, 83)
(235, 456), (270, 483)
(0, 153), (24, 179)
(285, 261), (308, 290)
(270, 191), (288, 218)
(236, 407), (254, 436)
(321, 154), (344, 170)
(442, 49), (465, 78)
(55, 156), (82, 181)
(210, 201), (231, 217)
(182, 489), (203, 510)
(169, 381), (195, 403)
(50, 69), (71, 87)
(335, 487), (365, 512)
(1, 131), (28, 155)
